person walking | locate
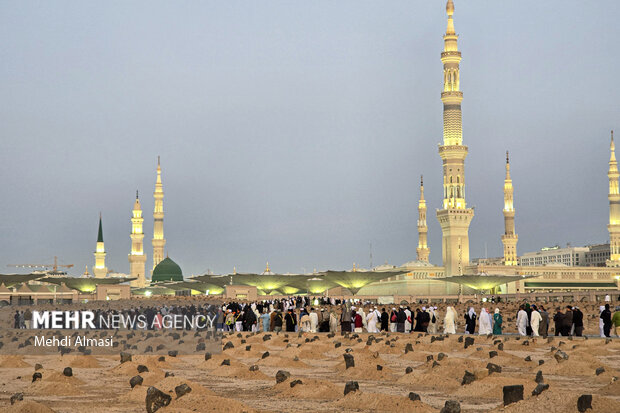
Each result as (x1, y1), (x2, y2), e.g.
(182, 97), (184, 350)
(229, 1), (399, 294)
(530, 305), (542, 337)
(464, 307), (477, 334)
(444, 306), (457, 334)
(601, 304), (612, 338)
(516, 305), (528, 336)
(612, 306), (620, 337)
(492, 308), (503, 335)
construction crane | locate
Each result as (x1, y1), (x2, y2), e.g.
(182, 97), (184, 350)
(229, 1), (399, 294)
(7, 256), (74, 272)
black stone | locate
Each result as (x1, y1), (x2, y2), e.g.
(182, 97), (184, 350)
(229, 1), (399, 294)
(130, 375), (143, 388)
(405, 343), (414, 353)
(175, 383), (192, 399)
(196, 342), (205, 352)
(344, 381), (359, 396)
(461, 370), (475, 385)
(223, 341), (234, 350)
(532, 383), (549, 396)
(489, 351), (498, 359)
(10, 393), (23, 405)
(63, 367), (73, 377)
(408, 392), (421, 402)
(539, 360), (545, 365)
(344, 353), (355, 369)
(276, 370), (290, 384)
(34, 363), (43, 371)
(120, 352), (132, 364)
(577, 394), (592, 412)
(377, 365), (383, 371)
(554, 350), (569, 363)
(405, 366), (413, 374)
(426, 355), (434, 362)
(165, 372), (174, 377)
(249, 365), (259, 371)
(290, 379), (303, 388)
(498, 343), (504, 351)
(262, 351), (270, 359)
(535, 370), (544, 384)
(464, 337), (474, 349)
(595, 367), (605, 376)
(440, 400), (461, 413)
(487, 363), (502, 374)
(524, 356), (532, 362)
(335, 342), (341, 348)
(156, 344), (165, 351)
(503, 385), (524, 406)
(145, 386), (172, 413)
(137, 365), (149, 373)
(263, 334), (271, 341)
(221, 359), (230, 366)
(205, 352), (212, 361)
(145, 346), (153, 353)
(167, 350), (178, 357)
(158, 356), (166, 362)
(438, 353), (446, 361)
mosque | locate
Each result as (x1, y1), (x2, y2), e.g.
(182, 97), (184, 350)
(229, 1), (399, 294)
(85, 0), (619, 298)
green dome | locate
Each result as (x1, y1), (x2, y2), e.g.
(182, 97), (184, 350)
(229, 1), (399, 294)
(152, 257), (183, 282)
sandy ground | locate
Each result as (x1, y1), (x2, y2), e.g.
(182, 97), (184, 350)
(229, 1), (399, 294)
(0, 330), (618, 412)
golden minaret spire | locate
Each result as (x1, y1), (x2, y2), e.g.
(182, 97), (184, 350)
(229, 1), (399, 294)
(502, 151), (518, 265)
(129, 190), (147, 287)
(607, 131), (620, 266)
(416, 175), (430, 262)
(93, 212), (108, 278)
(152, 156), (166, 272)
(436, 0), (474, 276)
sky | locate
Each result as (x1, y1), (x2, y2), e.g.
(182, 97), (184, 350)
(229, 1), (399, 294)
(1, 1), (618, 277)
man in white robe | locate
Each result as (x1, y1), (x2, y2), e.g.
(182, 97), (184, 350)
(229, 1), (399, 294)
(404, 307), (412, 333)
(516, 305), (528, 336)
(366, 307), (378, 333)
(530, 306), (542, 337)
(428, 307), (438, 334)
(309, 308), (319, 333)
(478, 308), (492, 335)
(444, 306), (456, 334)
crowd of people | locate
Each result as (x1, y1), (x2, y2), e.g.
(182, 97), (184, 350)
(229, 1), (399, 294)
(8, 295), (620, 338)
(214, 297), (620, 338)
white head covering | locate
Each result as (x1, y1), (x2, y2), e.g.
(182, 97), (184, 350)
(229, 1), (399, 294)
(494, 308), (500, 314)
(468, 307), (476, 317)
(422, 307), (426, 311)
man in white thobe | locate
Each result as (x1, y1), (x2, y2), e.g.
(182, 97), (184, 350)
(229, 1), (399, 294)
(309, 308), (319, 333)
(530, 306), (542, 337)
(478, 308), (492, 335)
(516, 305), (528, 336)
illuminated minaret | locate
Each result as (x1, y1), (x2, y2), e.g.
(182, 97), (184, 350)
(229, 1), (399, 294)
(607, 131), (620, 266)
(93, 213), (108, 278)
(152, 156), (166, 272)
(501, 152), (518, 265)
(416, 175), (430, 262)
(436, 0), (474, 276)
(129, 191), (147, 287)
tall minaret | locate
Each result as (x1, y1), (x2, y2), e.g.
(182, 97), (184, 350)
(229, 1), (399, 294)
(129, 191), (147, 287)
(93, 213), (108, 278)
(607, 131), (620, 266)
(152, 156), (166, 272)
(501, 152), (518, 265)
(436, 0), (474, 276)
(416, 175), (430, 262)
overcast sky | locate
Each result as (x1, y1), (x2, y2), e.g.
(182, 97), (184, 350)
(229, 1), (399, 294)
(1, 1), (618, 277)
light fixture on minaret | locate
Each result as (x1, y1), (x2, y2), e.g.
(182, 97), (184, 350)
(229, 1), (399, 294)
(502, 151), (519, 266)
(129, 190), (147, 287)
(416, 175), (430, 262)
(93, 212), (108, 278)
(152, 156), (166, 273)
(607, 131), (620, 267)
(436, 0), (474, 277)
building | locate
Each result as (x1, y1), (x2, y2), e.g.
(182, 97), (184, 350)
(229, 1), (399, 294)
(584, 244), (610, 267)
(151, 257), (183, 283)
(519, 246), (589, 267)
(92, 213), (108, 278)
(435, 0), (474, 279)
(152, 156), (166, 272)
(128, 191), (147, 287)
